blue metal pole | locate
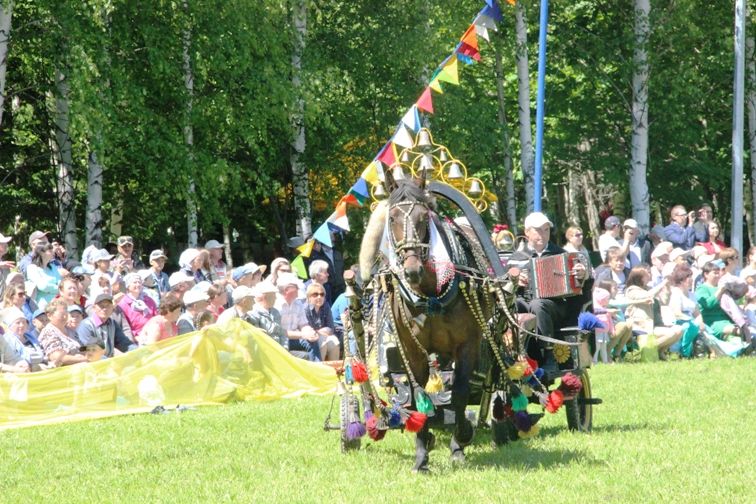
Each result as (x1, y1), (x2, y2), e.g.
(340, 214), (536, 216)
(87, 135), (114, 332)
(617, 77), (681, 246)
(533, 0), (549, 212)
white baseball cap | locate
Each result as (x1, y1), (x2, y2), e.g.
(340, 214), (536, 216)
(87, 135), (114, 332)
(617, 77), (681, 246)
(523, 212), (553, 229)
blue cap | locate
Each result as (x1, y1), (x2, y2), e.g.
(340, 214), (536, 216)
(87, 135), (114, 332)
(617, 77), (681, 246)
(32, 308), (46, 319)
(72, 264), (95, 276)
(712, 259), (725, 269)
(232, 265), (255, 282)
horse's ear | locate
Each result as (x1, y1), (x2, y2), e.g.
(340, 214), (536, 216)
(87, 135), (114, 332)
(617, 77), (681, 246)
(416, 165), (428, 191)
(383, 163), (399, 193)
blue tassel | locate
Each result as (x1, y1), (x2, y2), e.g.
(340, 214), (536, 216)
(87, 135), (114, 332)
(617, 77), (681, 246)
(578, 312), (605, 332)
(388, 408), (402, 428)
(345, 365), (353, 384)
(534, 368), (544, 379)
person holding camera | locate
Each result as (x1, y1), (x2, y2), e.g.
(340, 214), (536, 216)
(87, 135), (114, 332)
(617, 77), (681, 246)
(664, 205), (697, 251)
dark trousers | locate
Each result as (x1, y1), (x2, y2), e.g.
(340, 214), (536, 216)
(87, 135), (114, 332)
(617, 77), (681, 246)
(516, 296), (573, 362)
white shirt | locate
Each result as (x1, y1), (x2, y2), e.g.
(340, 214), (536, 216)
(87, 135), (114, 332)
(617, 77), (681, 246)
(274, 298), (309, 332)
(598, 233), (621, 262)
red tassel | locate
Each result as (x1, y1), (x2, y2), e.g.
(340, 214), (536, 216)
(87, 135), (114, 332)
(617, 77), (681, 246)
(404, 411), (427, 433)
(545, 390), (564, 413)
(525, 357), (539, 375)
(366, 415), (387, 441)
(558, 372), (583, 398)
(352, 361), (369, 383)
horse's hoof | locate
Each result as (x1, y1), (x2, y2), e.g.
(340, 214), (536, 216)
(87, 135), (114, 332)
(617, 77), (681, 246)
(412, 466), (431, 474)
(450, 449), (465, 464)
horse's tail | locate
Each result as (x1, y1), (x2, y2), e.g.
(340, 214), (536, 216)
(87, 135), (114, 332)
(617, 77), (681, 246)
(359, 200), (388, 284)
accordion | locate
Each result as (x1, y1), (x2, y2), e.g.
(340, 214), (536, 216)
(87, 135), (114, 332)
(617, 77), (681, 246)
(529, 252), (587, 299)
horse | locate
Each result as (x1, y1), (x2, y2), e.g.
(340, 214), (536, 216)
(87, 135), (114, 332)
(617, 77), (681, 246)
(359, 172), (494, 472)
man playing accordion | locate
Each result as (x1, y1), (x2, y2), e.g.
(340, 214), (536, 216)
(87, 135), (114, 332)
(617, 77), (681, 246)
(506, 212), (593, 378)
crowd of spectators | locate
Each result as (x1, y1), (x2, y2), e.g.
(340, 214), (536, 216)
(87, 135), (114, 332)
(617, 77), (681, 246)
(570, 203), (756, 361)
(0, 230), (349, 374)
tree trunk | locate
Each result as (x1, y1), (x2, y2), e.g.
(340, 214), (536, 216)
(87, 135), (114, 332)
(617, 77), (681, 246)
(50, 67), (78, 259)
(182, 0), (198, 247)
(290, 0), (311, 240)
(747, 35), (756, 244)
(515, 0), (535, 214)
(494, 45), (517, 232)
(223, 222), (233, 269)
(0, 1), (12, 129)
(582, 171), (601, 250)
(567, 167), (580, 225)
(629, 0), (651, 235)
(85, 150), (103, 248)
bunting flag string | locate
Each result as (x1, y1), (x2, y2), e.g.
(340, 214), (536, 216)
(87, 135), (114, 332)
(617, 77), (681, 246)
(300, 0), (510, 249)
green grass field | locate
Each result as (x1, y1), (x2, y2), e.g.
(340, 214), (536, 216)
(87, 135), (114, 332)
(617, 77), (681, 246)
(2, 358), (755, 503)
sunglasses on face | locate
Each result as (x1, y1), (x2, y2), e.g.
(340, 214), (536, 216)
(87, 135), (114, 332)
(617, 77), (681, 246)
(309, 292), (325, 298)
(16, 292), (26, 297)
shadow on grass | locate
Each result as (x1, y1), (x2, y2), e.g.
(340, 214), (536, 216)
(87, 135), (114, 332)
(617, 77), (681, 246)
(536, 421), (663, 438)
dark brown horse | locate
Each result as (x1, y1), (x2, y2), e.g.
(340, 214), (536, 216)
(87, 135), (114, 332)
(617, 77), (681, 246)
(360, 174), (493, 472)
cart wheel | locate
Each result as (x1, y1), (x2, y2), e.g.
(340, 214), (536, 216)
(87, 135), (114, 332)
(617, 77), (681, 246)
(340, 392), (361, 452)
(565, 371), (593, 432)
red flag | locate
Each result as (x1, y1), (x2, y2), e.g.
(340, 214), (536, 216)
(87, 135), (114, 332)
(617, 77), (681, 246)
(376, 142), (396, 167)
(457, 42), (481, 62)
(417, 87), (434, 113)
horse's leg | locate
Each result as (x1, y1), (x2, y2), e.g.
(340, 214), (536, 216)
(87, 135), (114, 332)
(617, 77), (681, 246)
(449, 337), (477, 463)
(412, 424), (435, 473)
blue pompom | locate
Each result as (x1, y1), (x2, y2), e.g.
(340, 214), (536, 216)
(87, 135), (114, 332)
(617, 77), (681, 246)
(578, 312), (605, 331)
(388, 408), (402, 428)
(534, 368), (545, 379)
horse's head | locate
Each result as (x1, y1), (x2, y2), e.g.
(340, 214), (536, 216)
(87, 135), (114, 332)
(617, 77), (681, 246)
(387, 179), (435, 286)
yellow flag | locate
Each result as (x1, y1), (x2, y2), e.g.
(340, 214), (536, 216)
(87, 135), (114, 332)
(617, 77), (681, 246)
(360, 161), (381, 186)
(297, 239), (314, 258)
(429, 78), (444, 93)
(438, 58), (459, 85)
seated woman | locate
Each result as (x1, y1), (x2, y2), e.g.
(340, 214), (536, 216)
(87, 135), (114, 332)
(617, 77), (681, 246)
(38, 298), (103, 367)
(563, 225), (591, 262)
(117, 272), (158, 340)
(305, 283), (339, 361)
(666, 264), (703, 358)
(697, 220), (726, 255)
(695, 261), (743, 344)
(624, 266), (683, 356)
(0, 307), (35, 373)
(592, 279), (632, 362)
(2, 281), (37, 325)
(593, 246), (627, 294)
(139, 294), (182, 346)
(26, 243), (62, 308)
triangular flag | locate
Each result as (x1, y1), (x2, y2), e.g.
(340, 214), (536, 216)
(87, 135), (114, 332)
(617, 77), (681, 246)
(340, 193), (360, 207)
(349, 177), (369, 199)
(327, 203), (350, 232)
(481, 0), (503, 22)
(291, 255), (307, 279)
(457, 42), (481, 62)
(429, 78), (444, 94)
(505, 0), (515, 6)
(417, 87), (434, 114)
(392, 124), (415, 148)
(475, 24), (489, 42)
(401, 105), (421, 133)
(297, 239), (314, 258)
(313, 222), (333, 248)
(437, 57), (459, 85)
(461, 25), (479, 51)
(457, 53), (475, 65)
(474, 14), (498, 32)
(377, 142), (396, 167)
(361, 160), (382, 186)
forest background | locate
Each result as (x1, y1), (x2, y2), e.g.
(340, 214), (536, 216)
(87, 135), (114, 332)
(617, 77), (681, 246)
(0, 0), (753, 268)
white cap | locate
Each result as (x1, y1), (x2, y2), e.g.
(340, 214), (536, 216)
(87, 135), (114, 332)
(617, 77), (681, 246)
(204, 240), (223, 249)
(651, 241), (674, 259)
(169, 271), (195, 288)
(183, 288), (209, 306)
(93, 248), (114, 263)
(0, 233), (12, 244)
(252, 281), (278, 297)
(669, 248), (691, 262)
(276, 272), (301, 289)
(2, 307), (27, 327)
(523, 212), (553, 229)
(623, 218), (639, 229)
(232, 285), (255, 303)
(691, 245), (708, 259)
(178, 248), (201, 269)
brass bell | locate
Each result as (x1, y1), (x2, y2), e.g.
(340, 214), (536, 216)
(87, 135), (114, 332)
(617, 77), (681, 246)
(439, 150), (448, 162)
(374, 184), (387, 200)
(400, 151), (410, 163)
(447, 162), (463, 180)
(418, 154), (434, 173)
(468, 179), (483, 198)
(416, 129), (432, 148)
(392, 164), (405, 180)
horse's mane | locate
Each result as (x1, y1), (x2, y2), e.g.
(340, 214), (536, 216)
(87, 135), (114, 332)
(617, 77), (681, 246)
(388, 180), (436, 209)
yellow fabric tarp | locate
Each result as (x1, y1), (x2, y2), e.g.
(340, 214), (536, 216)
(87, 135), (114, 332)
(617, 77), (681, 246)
(0, 319), (337, 430)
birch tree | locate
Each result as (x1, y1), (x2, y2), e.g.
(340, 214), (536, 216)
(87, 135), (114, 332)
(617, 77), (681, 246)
(494, 44), (517, 232)
(629, 0), (651, 233)
(515, 0), (535, 214)
(182, 0), (197, 247)
(50, 66), (78, 258)
(0, 0), (12, 129)
(746, 35), (756, 237)
(290, 0), (311, 240)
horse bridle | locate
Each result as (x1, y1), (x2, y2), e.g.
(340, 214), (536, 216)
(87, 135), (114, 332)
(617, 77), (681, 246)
(388, 201), (431, 264)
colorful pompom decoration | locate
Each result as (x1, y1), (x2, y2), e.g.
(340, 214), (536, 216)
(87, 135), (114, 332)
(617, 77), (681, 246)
(518, 424), (540, 439)
(544, 390), (565, 413)
(513, 411), (532, 432)
(558, 373), (583, 397)
(351, 361), (369, 383)
(414, 389), (435, 416)
(506, 361), (528, 380)
(388, 408), (402, 428)
(578, 312), (605, 332)
(492, 396), (505, 421)
(346, 421), (366, 440)
(366, 415), (386, 441)
(520, 384), (533, 397)
(511, 393), (529, 412)
(404, 411), (428, 433)
(344, 364), (354, 384)
(425, 372), (444, 394)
